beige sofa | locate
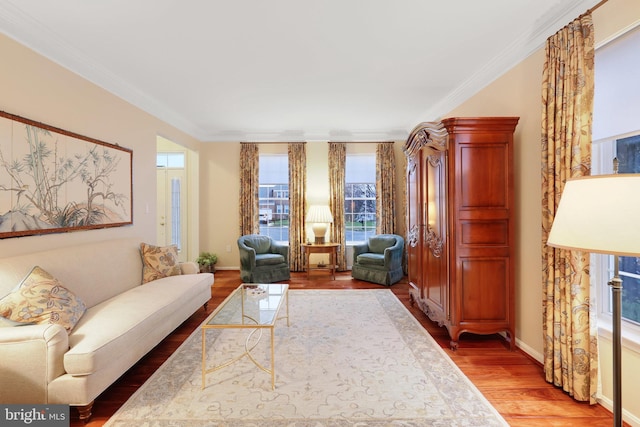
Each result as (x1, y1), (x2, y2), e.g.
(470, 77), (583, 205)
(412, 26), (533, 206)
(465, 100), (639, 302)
(0, 238), (213, 421)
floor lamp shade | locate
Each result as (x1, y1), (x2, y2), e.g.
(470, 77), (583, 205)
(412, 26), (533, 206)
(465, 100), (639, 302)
(546, 174), (640, 427)
(306, 205), (333, 244)
(547, 174), (640, 256)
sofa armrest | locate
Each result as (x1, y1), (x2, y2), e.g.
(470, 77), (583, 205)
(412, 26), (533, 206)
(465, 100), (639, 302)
(238, 240), (257, 269)
(180, 261), (200, 275)
(383, 238), (404, 269)
(352, 243), (369, 263)
(0, 323), (68, 403)
(270, 242), (289, 263)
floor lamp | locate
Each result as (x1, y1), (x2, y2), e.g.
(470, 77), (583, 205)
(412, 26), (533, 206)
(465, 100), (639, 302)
(547, 174), (640, 427)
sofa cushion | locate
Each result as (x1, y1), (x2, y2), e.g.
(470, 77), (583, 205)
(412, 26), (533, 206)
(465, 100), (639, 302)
(242, 235), (272, 254)
(356, 253), (385, 266)
(63, 273), (212, 375)
(140, 243), (182, 283)
(368, 236), (397, 254)
(0, 266), (86, 332)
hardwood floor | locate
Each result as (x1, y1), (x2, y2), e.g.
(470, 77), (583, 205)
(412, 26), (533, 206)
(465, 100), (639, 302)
(73, 270), (620, 426)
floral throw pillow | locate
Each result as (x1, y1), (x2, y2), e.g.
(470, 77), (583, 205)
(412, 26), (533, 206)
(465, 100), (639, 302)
(140, 243), (182, 283)
(0, 266), (86, 333)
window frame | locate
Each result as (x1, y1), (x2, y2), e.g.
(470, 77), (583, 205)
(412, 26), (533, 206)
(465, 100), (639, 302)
(258, 153), (289, 244)
(592, 135), (640, 353)
(344, 153), (377, 245)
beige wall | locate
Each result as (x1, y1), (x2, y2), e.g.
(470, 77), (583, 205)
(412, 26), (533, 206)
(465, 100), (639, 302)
(198, 141), (407, 268)
(445, 0), (640, 422)
(0, 33), (202, 258)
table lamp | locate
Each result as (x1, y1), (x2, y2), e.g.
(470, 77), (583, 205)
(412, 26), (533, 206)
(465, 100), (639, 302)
(547, 174), (640, 427)
(306, 205), (333, 244)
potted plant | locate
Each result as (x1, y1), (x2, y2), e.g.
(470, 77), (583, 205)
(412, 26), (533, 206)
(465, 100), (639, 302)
(196, 251), (218, 273)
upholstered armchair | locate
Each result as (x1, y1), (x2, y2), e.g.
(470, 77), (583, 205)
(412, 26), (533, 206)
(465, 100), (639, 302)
(237, 234), (290, 283)
(351, 234), (404, 286)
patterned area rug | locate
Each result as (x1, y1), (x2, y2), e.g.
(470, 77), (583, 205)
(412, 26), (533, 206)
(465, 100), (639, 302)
(105, 289), (507, 426)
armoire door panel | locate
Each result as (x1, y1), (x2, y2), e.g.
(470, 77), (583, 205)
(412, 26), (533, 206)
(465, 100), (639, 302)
(459, 258), (509, 321)
(406, 156), (422, 293)
(460, 220), (509, 245)
(458, 145), (508, 209)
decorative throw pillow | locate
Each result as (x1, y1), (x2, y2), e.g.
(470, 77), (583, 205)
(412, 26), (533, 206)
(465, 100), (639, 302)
(0, 266), (86, 333)
(140, 243), (182, 283)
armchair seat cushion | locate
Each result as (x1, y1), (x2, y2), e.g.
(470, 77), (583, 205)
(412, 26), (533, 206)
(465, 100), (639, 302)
(356, 253), (385, 266)
(255, 253), (286, 266)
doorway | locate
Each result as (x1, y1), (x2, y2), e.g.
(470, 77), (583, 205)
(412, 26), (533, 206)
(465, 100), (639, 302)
(156, 136), (197, 262)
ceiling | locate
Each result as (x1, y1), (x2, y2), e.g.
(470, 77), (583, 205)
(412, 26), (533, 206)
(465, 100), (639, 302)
(0, 0), (600, 142)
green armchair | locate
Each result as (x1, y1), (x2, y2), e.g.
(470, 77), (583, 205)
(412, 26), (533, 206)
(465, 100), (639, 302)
(237, 234), (290, 283)
(351, 234), (404, 286)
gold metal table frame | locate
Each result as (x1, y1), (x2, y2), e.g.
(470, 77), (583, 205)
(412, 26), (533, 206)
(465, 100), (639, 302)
(201, 283), (289, 390)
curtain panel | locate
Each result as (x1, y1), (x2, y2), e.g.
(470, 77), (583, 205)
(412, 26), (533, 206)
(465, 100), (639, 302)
(541, 13), (597, 403)
(376, 142), (396, 234)
(328, 142), (347, 271)
(239, 143), (260, 236)
(288, 142), (307, 272)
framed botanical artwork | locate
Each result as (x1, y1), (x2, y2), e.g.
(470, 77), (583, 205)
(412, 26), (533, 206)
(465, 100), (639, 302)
(0, 111), (133, 238)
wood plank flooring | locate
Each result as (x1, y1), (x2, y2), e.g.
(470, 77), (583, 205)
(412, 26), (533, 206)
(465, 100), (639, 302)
(73, 270), (620, 426)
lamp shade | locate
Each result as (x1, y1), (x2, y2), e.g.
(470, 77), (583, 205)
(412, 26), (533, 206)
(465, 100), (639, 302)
(306, 205), (333, 224)
(547, 174), (640, 256)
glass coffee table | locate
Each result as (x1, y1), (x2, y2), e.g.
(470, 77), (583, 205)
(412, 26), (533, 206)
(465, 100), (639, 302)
(201, 283), (289, 390)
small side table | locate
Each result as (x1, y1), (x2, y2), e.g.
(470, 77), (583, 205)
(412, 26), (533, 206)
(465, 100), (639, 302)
(301, 243), (340, 280)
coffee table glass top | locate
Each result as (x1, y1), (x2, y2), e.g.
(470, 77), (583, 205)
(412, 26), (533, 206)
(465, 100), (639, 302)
(204, 283), (289, 327)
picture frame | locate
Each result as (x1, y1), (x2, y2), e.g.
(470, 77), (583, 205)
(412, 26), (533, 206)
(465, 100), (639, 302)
(0, 111), (133, 238)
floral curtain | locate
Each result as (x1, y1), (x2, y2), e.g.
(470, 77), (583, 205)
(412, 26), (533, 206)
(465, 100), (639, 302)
(288, 142), (307, 272)
(328, 142), (347, 271)
(376, 142), (396, 234)
(541, 13), (596, 404)
(239, 143), (259, 236)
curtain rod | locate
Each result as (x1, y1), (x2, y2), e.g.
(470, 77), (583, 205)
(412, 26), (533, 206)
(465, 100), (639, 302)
(240, 141), (306, 144)
(240, 141), (395, 144)
(327, 141), (395, 144)
(584, 0), (608, 16)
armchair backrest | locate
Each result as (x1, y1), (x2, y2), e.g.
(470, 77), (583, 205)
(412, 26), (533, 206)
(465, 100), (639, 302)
(238, 234), (273, 254)
(368, 234), (401, 254)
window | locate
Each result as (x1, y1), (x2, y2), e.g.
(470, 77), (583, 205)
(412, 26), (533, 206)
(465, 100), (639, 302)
(345, 154), (376, 244)
(156, 152), (185, 168)
(593, 136), (640, 326)
(259, 154), (289, 243)
(157, 152), (185, 252)
(593, 23), (640, 344)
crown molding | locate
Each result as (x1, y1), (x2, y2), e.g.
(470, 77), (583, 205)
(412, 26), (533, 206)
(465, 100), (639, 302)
(407, 0), (603, 129)
(0, 1), (208, 140)
(201, 128), (409, 143)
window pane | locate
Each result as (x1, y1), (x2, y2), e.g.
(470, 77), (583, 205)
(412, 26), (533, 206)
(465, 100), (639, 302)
(171, 178), (181, 250)
(345, 154), (376, 244)
(617, 135), (640, 324)
(156, 152), (185, 168)
(259, 155), (289, 243)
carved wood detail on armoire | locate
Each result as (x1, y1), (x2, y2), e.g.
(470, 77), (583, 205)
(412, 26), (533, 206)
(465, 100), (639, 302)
(404, 117), (519, 350)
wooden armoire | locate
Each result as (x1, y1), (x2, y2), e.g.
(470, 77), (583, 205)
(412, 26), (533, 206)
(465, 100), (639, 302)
(404, 117), (519, 350)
